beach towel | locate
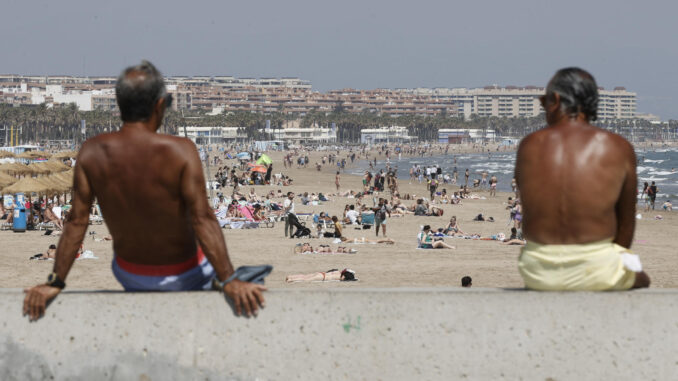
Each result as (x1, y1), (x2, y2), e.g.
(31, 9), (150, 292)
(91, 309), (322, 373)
(518, 238), (640, 291)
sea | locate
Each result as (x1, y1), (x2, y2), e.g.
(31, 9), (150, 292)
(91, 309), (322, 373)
(350, 147), (678, 203)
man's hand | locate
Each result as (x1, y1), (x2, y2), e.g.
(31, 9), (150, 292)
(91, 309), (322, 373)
(223, 279), (267, 317)
(23, 285), (61, 321)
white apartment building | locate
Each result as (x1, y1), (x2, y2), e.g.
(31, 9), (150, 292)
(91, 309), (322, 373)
(269, 127), (336, 144)
(360, 126), (414, 144)
(180, 126), (248, 145)
(411, 86), (637, 120)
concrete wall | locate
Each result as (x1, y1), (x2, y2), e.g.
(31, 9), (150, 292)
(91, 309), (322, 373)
(1, 288), (677, 381)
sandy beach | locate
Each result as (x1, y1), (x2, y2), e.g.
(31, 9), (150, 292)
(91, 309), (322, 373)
(2, 148), (676, 290)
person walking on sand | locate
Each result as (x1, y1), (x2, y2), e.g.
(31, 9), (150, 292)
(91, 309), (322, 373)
(335, 171), (341, 191)
(515, 67), (650, 291)
(23, 61), (266, 321)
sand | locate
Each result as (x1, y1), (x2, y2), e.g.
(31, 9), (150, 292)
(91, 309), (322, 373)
(2, 148), (676, 290)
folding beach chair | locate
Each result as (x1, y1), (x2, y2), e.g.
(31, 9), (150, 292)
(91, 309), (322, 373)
(360, 212), (375, 229)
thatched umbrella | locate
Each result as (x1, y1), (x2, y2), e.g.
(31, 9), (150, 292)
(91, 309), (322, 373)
(45, 160), (71, 173)
(1, 177), (55, 195)
(0, 172), (17, 188)
(0, 162), (34, 175)
(17, 151), (52, 159)
(52, 150), (79, 159)
(0, 151), (15, 158)
(28, 163), (53, 175)
(46, 170), (74, 192)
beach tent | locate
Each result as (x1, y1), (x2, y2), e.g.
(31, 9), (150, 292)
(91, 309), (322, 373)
(255, 154), (273, 165)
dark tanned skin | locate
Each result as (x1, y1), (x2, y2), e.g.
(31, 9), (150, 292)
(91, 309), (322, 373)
(24, 73), (266, 320)
(515, 92), (649, 288)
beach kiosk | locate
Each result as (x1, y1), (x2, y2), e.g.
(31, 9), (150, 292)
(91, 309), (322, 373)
(12, 192), (26, 232)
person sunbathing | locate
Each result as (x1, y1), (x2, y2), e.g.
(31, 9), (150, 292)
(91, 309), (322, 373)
(417, 225), (455, 249)
(340, 236), (395, 244)
(294, 243), (356, 254)
(443, 216), (464, 236)
(285, 268), (357, 282)
(30, 244), (58, 260)
(503, 227), (526, 245)
(43, 205), (64, 230)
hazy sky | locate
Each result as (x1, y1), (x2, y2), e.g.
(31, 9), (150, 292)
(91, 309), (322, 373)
(2, 0), (677, 118)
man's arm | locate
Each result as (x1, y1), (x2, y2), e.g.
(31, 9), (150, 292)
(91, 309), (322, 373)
(613, 142), (637, 249)
(23, 153), (93, 321)
(179, 141), (265, 316)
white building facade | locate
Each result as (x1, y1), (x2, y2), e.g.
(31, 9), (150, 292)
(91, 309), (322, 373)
(360, 126), (414, 144)
(410, 86), (637, 120)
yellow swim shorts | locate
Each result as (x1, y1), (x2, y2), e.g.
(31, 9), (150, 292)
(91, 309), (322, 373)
(518, 238), (640, 291)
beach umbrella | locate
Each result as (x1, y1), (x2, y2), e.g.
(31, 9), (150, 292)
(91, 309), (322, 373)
(17, 151), (51, 159)
(44, 160), (70, 173)
(236, 152), (251, 159)
(255, 154), (273, 165)
(249, 165), (267, 173)
(0, 162), (33, 175)
(52, 150), (79, 159)
(27, 163), (53, 175)
(0, 173), (17, 188)
(1, 177), (55, 195)
(0, 151), (14, 158)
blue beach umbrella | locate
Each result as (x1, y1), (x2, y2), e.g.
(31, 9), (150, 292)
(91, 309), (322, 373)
(236, 152), (251, 159)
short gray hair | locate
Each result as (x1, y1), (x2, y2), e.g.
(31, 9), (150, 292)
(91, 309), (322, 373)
(115, 60), (166, 122)
(545, 67), (599, 121)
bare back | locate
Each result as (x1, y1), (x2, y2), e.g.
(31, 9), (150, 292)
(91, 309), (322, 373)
(515, 121), (637, 246)
(78, 127), (201, 265)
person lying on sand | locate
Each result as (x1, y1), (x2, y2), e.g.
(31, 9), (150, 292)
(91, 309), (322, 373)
(417, 225), (455, 249)
(294, 243), (357, 254)
(286, 268), (357, 282)
(339, 236), (395, 244)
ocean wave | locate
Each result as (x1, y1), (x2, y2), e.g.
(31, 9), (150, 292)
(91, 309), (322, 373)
(643, 159), (665, 163)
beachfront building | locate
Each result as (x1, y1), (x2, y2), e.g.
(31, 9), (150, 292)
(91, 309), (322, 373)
(438, 129), (498, 144)
(409, 86), (637, 120)
(360, 126), (415, 144)
(268, 127), (336, 144)
(180, 127), (248, 145)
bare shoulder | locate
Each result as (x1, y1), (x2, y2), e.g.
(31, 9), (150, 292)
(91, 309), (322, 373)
(596, 128), (636, 160)
(516, 129), (546, 155)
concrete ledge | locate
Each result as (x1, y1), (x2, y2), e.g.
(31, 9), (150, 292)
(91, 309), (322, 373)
(1, 288), (677, 380)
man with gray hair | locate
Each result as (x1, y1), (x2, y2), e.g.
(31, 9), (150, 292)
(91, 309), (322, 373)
(515, 67), (650, 291)
(23, 61), (266, 320)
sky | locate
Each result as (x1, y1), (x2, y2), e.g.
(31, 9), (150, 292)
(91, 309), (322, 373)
(2, 0), (677, 118)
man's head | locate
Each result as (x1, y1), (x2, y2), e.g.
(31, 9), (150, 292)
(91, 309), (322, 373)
(542, 67), (598, 124)
(115, 60), (171, 129)
(423, 225), (431, 232)
(349, 205), (355, 210)
(461, 276), (472, 287)
(287, 191), (294, 199)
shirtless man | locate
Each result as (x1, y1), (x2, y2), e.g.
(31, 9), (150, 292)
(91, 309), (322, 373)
(515, 67), (650, 291)
(23, 61), (266, 320)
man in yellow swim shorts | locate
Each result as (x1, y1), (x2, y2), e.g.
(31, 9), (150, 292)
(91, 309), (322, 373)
(515, 68), (650, 291)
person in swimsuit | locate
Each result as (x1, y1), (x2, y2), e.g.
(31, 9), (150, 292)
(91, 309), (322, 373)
(417, 225), (455, 249)
(23, 61), (266, 321)
(285, 268), (357, 282)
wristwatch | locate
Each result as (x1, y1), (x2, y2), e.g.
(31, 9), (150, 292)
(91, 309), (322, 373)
(46, 272), (66, 289)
